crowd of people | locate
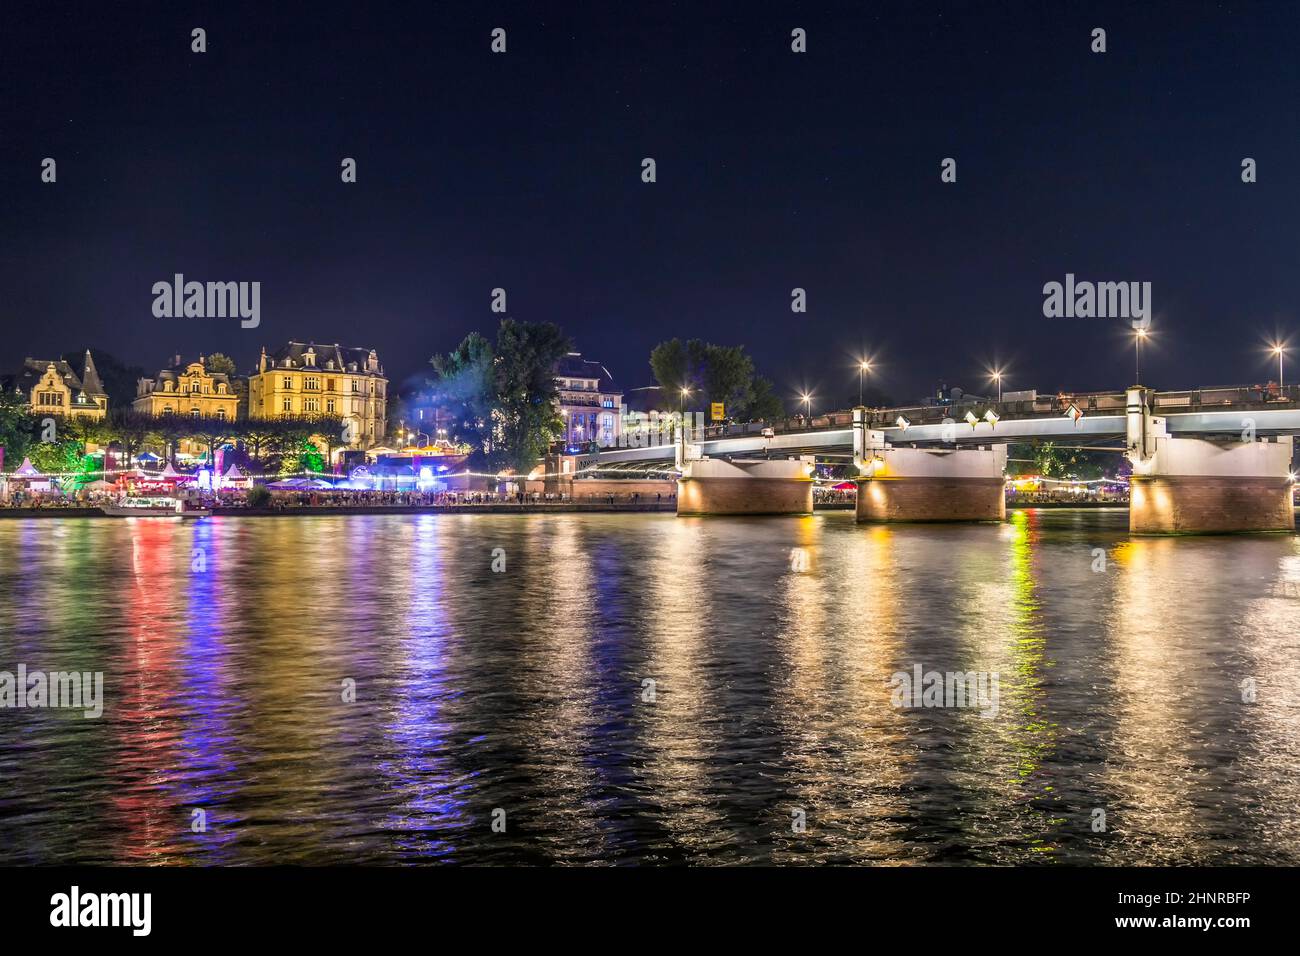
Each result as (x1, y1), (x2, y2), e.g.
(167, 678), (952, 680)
(217, 489), (676, 509)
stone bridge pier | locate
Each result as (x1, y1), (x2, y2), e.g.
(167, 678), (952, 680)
(852, 407), (1007, 522)
(677, 457), (814, 516)
(1126, 386), (1295, 533)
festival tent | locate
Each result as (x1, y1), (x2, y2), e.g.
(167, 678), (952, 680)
(830, 481), (858, 491)
(8, 458), (54, 493)
(222, 463), (252, 488)
(266, 477), (335, 490)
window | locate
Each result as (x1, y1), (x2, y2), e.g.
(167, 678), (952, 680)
(326, 399), (336, 413)
(282, 376), (293, 389)
(304, 398), (319, 413)
(352, 380), (360, 393)
(162, 405), (173, 415)
(304, 377), (319, 391)
(190, 408), (201, 417)
(282, 398), (292, 412)
(326, 378), (335, 391)
(216, 408), (226, 420)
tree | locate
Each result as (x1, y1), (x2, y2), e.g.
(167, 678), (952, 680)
(432, 331), (496, 466)
(28, 438), (84, 475)
(153, 414), (190, 466)
(306, 414), (345, 468)
(748, 376), (785, 422)
(103, 409), (162, 465)
(205, 353), (238, 378)
(184, 415), (236, 469)
(649, 338), (777, 422)
(430, 320), (570, 472)
(0, 389), (35, 466)
(492, 319), (570, 472)
(240, 420), (283, 464)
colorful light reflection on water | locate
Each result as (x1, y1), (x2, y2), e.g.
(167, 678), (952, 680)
(0, 510), (1298, 865)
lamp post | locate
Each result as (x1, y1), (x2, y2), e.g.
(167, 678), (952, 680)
(990, 369), (1003, 403)
(1271, 343), (1286, 389)
(1134, 327), (1148, 384)
(858, 360), (871, 406)
(679, 386), (690, 461)
(801, 392), (813, 424)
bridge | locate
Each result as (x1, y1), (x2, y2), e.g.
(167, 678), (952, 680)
(590, 384), (1300, 533)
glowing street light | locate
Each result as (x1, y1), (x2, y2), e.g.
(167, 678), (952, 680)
(858, 360), (872, 406)
(801, 391), (813, 422)
(989, 367), (1004, 403)
(678, 386), (691, 459)
(1134, 327), (1149, 384)
(1270, 342), (1287, 389)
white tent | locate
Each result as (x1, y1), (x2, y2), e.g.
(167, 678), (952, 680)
(13, 458), (42, 477)
(222, 463), (252, 487)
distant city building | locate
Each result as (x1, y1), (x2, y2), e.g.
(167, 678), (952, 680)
(7, 351), (108, 420)
(248, 342), (387, 448)
(133, 354), (242, 420)
(556, 352), (623, 447)
(393, 386), (457, 446)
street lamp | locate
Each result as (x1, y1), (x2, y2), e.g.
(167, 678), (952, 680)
(679, 386), (691, 460)
(1134, 327), (1149, 384)
(801, 391), (813, 423)
(858, 360), (872, 406)
(1270, 342), (1287, 389)
(989, 368), (1003, 403)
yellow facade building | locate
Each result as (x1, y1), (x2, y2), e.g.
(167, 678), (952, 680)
(248, 342), (387, 448)
(133, 355), (242, 420)
(11, 351), (108, 420)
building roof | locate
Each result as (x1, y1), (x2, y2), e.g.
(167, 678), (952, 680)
(623, 385), (666, 413)
(79, 350), (105, 396)
(7, 353), (106, 399)
(261, 342), (384, 376)
(556, 352), (621, 394)
(149, 356), (236, 390)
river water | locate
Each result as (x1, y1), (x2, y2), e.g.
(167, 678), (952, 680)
(1, 509), (1298, 865)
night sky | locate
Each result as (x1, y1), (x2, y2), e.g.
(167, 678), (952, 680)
(2, 1), (1298, 407)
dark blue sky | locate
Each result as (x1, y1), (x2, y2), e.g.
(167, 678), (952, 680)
(2, 0), (1298, 406)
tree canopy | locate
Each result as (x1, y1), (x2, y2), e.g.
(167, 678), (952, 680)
(431, 320), (571, 472)
(649, 338), (783, 422)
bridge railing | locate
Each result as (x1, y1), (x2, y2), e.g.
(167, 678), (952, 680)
(762, 384), (1300, 434)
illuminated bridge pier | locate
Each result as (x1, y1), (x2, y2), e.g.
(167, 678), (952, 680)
(851, 409), (1006, 522)
(1126, 387), (1294, 534)
(677, 457), (814, 516)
